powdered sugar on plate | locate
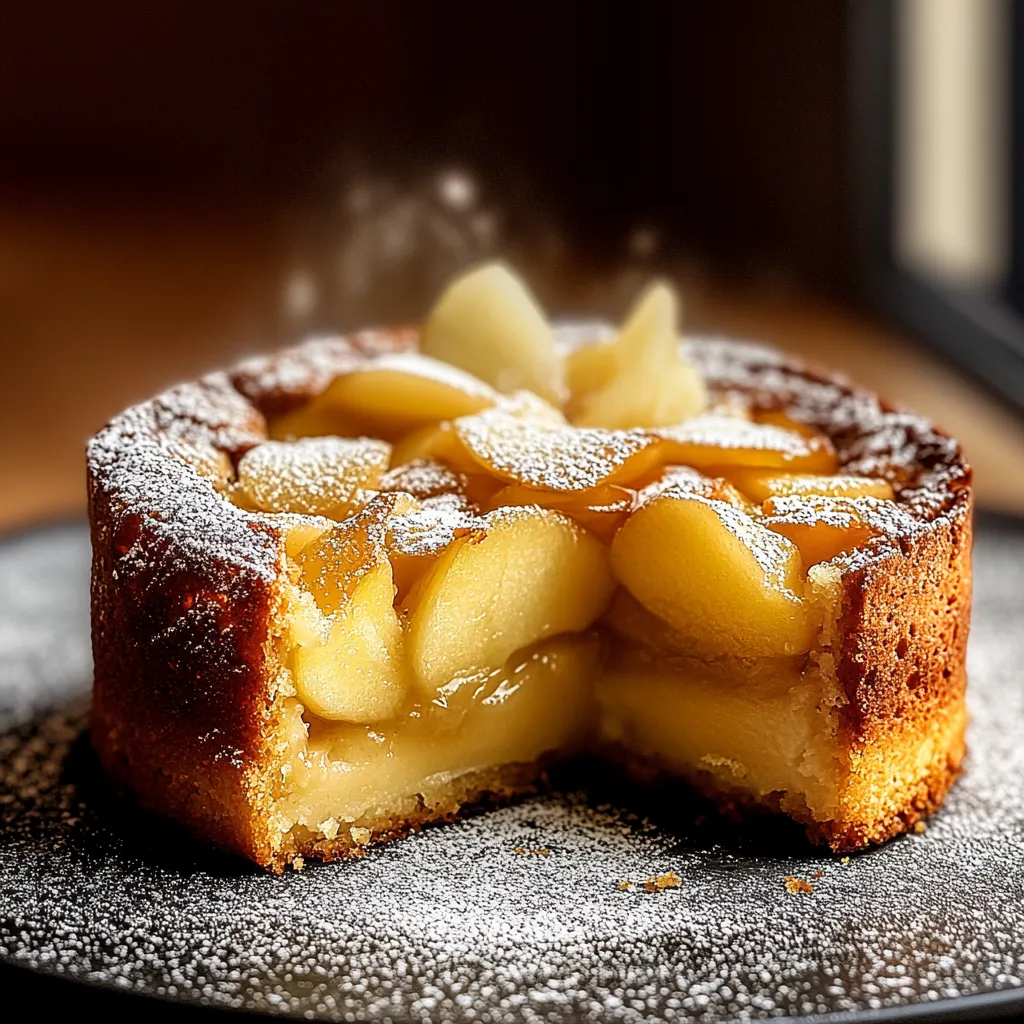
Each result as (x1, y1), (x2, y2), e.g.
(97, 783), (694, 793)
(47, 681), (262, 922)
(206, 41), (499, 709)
(0, 520), (1022, 1022)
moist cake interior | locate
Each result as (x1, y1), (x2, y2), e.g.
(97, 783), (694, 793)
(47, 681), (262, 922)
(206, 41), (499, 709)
(213, 265), (947, 865)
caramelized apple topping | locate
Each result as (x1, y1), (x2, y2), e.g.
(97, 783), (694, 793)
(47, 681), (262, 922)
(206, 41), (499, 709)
(235, 436), (390, 520)
(724, 469), (895, 504)
(451, 405), (666, 493)
(271, 352), (498, 441)
(762, 494), (919, 566)
(403, 506), (614, 693)
(235, 265), (912, 740)
(288, 496), (416, 723)
(610, 490), (814, 658)
(652, 415), (838, 473)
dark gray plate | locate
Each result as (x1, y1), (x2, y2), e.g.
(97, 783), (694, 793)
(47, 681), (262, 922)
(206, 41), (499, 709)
(0, 519), (1022, 1023)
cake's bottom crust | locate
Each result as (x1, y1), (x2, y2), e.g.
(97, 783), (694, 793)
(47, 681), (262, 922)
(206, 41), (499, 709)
(271, 761), (547, 870)
(598, 696), (967, 854)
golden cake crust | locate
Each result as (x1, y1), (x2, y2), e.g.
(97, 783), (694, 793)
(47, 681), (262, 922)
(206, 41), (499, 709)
(87, 328), (972, 868)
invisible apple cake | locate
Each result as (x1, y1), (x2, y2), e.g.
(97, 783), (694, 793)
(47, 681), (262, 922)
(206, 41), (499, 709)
(87, 264), (972, 871)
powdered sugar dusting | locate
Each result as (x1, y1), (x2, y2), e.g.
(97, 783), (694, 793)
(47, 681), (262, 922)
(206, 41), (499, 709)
(0, 520), (1022, 1021)
(386, 504), (481, 559)
(652, 414), (833, 463)
(87, 373), (283, 585)
(358, 351), (499, 402)
(380, 458), (473, 507)
(454, 407), (660, 492)
(763, 494), (923, 538)
(237, 436), (391, 517)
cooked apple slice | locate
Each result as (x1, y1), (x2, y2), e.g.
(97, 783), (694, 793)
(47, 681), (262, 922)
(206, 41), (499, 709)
(754, 408), (821, 438)
(279, 514), (334, 559)
(763, 494), (917, 566)
(268, 404), (365, 442)
(571, 282), (706, 428)
(405, 507), (614, 692)
(725, 468), (894, 504)
(269, 353), (497, 442)
(484, 481), (634, 542)
(652, 415), (838, 473)
(601, 587), (696, 659)
(290, 503), (414, 723)
(451, 405), (664, 493)
(639, 465), (758, 514)
(379, 458), (474, 506)
(235, 436), (391, 520)
(324, 353), (497, 435)
(385, 502), (485, 603)
(388, 422), (458, 468)
(420, 262), (564, 404)
(564, 338), (618, 400)
(610, 491), (814, 657)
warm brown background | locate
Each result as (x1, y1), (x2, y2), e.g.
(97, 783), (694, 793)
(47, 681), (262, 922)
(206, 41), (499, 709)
(3, 2), (1023, 530)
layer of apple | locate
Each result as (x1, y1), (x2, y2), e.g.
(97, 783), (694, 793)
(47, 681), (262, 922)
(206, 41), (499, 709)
(272, 634), (600, 842)
(268, 500), (611, 841)
(593, 642), (846, 824)
(244, 262), (900, 843)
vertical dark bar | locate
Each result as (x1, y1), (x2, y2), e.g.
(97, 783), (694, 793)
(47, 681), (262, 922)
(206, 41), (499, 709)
(1008, 0), (1024, 309)
(848, 0), (898, 291)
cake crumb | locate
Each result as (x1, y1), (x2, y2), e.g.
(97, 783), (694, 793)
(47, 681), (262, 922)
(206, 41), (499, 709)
(840, 856), (851, 864)
(291, 856), (305, 872)
(643, 871), (682, 893)
(913, 820), (928, 834)
(813, 870), (823, 879)
(618, 881), (632, 891)
(513, 846), (551, 857)
(350, 826), (371, 845)
(785, 876), (814, 894)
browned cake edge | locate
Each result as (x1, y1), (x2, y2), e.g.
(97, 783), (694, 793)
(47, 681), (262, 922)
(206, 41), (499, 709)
(87, 328), (973, 869)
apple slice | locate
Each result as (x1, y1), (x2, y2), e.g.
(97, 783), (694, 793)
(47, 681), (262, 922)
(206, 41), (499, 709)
(571, 281), (706, 428)
(601, 587), (696, 660)
(639, 465), (759, 514)
(289, 500), (415, 723)
(483, 481), (635, 541)
(385, 502), (485, 603)
(754, 408), (821, 438)
(564, 338), (618, 400)
(235, 436), (391, 520)
(762, 494), (917, 566)
(270, 353), (497, 442)
(610, 491), (814, 658)
(451, 404), (664, 493)
(725, 468), (894, 504)
(652, 415), (838, 473)
(405, 506), (614, 692)
(379, 458), (474, 507)
(420, 262), (564, 404)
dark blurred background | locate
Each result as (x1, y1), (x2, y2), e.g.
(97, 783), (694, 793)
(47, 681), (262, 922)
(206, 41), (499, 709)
(1, 2), (848, 285)
(3, 0), (1024, 527)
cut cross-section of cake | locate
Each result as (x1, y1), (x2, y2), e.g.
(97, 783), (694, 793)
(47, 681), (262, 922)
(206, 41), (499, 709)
(87, 263), (972, 870)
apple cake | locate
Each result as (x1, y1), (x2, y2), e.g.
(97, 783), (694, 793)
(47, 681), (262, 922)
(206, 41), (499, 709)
(87, 264), (972, 871)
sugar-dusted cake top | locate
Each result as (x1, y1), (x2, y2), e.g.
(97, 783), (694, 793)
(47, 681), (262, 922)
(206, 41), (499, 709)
(88, 261), (971, 602)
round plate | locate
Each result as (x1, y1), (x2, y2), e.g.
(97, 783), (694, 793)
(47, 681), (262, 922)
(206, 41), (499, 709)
(1, 519), (1022, 1022)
